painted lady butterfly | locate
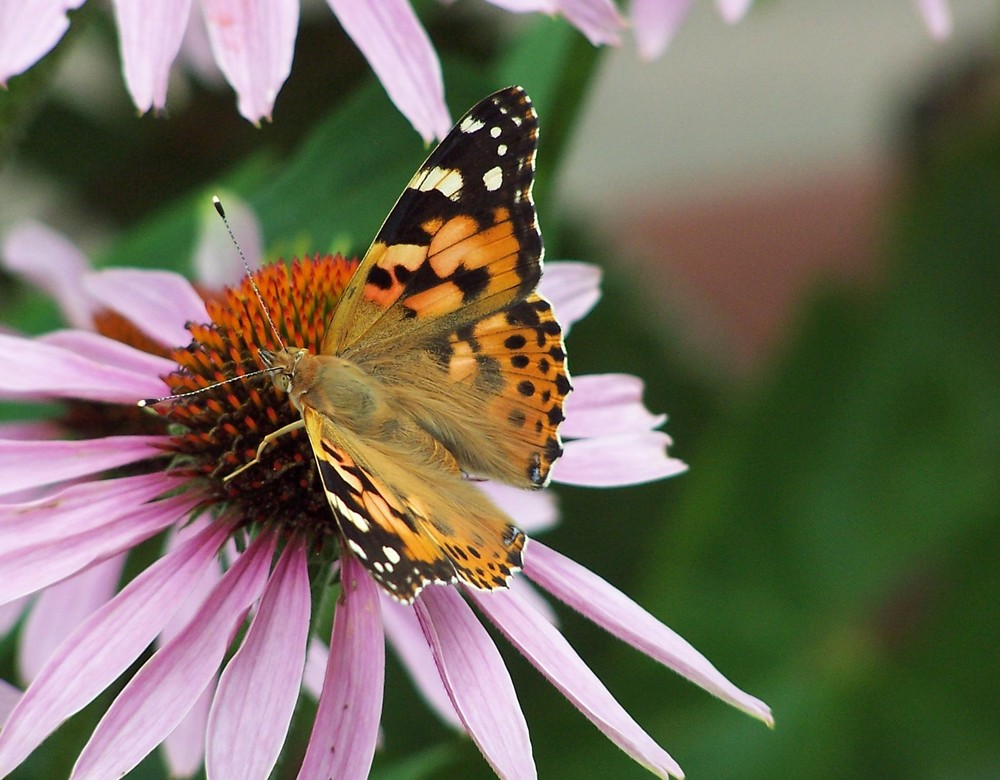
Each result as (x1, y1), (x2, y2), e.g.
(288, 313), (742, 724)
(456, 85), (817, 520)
(231, 86), (570, 602)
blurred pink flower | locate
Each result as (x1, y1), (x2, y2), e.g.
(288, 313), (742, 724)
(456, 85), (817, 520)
(0, 0), (622, 141)
(0, 219), (770, 778)
(631, 0), (953, 59)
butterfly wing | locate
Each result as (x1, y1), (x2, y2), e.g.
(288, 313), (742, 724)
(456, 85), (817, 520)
(303, 405), (525, 602)
(324, 86), (569, 488)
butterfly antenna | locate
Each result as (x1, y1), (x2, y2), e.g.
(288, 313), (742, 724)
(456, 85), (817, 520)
(137, 366), (278, 408)
(212, 196), (285, 349)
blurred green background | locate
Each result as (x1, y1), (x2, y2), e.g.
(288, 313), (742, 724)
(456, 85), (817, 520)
(1, 2), (998, 779)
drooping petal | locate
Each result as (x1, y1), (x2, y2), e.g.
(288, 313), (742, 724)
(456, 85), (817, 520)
(162, 682), (213, 779)
(194, 191), (264, 287)
(631, 0), (694, 59)
(0, 0), (86, 85)
(556, 0), (624, 46)
(0, 476), (185, 607)
(0, 332), (168, 403)
(525, 542), (774, 725)
(83, 268), (208, 348)
(297, 555), (383, 780)
(416, 586), (535, 779)
(39, 330), (176, 377)
(302, 636), (327, 699)
(555, 432), (687, 486)
(561, 374), (666, 439)
(475, 481), (558, 534)
(508, 574), (560, 626)
(111, 0), (193, 113)
(716, 0), (752, 23)
(0, 473), (169, 553)
(915, 0), (952, 39)
(0, 520), (230, 776)
(0, 681), (20, 727)
(70, 532), (276, 780)
(471, 586), (684, 779)
(539, 261), (601, 334)
(1, 221), (93, 329)
(207, 538), (310, 780)
(326, 0), (451, 143)
(381, 594), (462, 729)
(200, 0), (298, 124)
(0, 435), (168, 497)
(18, 554), (125, 684)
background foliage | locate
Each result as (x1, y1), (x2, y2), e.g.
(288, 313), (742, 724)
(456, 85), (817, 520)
(1, 5), (997, 779)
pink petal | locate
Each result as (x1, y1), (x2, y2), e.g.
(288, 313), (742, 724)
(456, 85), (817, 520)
(716, 0), (752, 23)
(0, 435), (168, 497)
(475, 481), (558, 534)
(83, 268), (207, 349)
(539, 261), (601, 334)
(162, 681), (213, 779)
(555, 432), (687, 486)
(297, 555), (383, 780)
(194, 192), (263, 287)
(0, 0), (86, 85)
(471, 586), (684, 779)
(0, 476), (184, 607)
(40, 329), (176, 377)
(200, 0), (298, 124)
(0, 681), (20, 727)
(18, 554), (125, 684)
(916, 0), (951, 39)
(486, 0), (555, 10)
(381, 595), (462, 729)
(326, 0), (450, 142)
(1, 221), (93, 328)
(416, 586), (535, 779)
(0, 332), (168, 403)
(508, 574), (559, 626)
(561, 374), (666, 439)
(0, 520), (230, 775)
(525, 542), (774, 725)
(207, 538), (310, 780)
(556, 0), (623, 46)
(0, 472), (169, 553)
(0, 421), (60, 442)
(631, 0), (694, 59)
(71, 532), (276, 780)
(302, 636), (327, 699)
(111, 0), (192, 113)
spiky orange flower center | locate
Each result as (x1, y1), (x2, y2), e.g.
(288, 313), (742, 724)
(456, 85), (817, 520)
(161, 254), (358, 537)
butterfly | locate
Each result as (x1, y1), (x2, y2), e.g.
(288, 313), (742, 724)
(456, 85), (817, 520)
(230, 86), (570, 602)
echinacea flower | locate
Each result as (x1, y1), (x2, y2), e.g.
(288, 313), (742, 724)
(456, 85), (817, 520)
(0, 0), (621, 141)
(630, 0), (953, 60)
(0, 218), (771, 779)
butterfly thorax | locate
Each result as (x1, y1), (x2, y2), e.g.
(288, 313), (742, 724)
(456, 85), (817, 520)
(262, 347), (393, 438)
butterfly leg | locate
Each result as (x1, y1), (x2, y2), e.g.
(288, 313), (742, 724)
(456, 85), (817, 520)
(223, 418), (306, 481)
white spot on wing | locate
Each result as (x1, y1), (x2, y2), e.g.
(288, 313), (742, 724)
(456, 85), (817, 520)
(408, 165), (464, 201)
(497, 144), (508, 156)
(461, 116), (485, 133)
(483, 166), (503, 192)
(383, 546), (401, 565)
(490, 126), (501, 138)
(347, 539), (367, 559)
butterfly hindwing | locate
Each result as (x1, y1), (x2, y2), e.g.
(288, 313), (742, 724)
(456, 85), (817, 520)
(303, 405), (525, 602)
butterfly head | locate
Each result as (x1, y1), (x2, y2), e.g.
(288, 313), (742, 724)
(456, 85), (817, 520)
(259, 347), (308, 395)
